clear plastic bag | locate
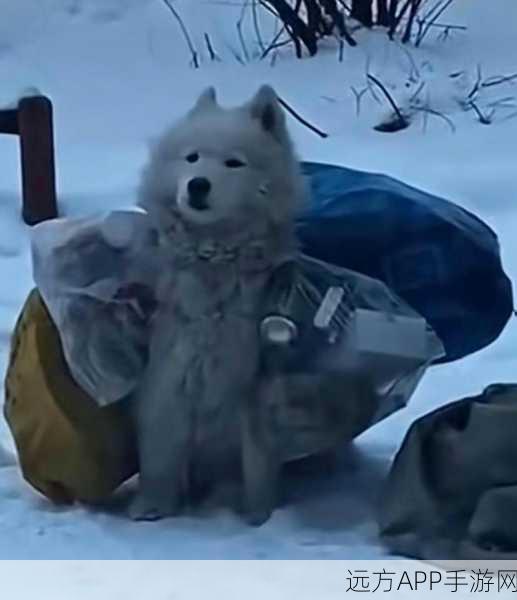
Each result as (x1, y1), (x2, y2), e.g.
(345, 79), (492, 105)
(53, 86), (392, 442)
(31, 211), (444, 442)
(260, 256), (445, 438)
(31, 210), (159, 407)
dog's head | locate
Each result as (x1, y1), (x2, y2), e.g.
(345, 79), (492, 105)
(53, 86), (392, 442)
(139, 86), (304, 238)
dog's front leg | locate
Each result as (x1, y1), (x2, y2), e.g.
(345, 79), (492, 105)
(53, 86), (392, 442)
(240, 376), (282, 526)
(129, 347), (191, 521)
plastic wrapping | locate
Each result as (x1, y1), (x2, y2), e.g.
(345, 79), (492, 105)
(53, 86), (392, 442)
(31, 210), (159, 407)
(31, 211), (444, 437)
(298, 161), (513, 363)
(261, 255), (444, 429)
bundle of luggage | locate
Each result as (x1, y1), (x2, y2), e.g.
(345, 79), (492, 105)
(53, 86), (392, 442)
(4, 163), (513, 555)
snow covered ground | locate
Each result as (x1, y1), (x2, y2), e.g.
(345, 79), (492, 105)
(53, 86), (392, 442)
(0, 0), (516, 561)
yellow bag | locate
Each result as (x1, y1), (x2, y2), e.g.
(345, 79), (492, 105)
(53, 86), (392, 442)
(3, 289), (137, 504)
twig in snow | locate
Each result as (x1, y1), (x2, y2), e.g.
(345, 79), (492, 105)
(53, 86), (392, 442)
(500, 110), (517, 123)
(365, 57), (382, 105)
(350, 86), (368, 116)
(252, 0), (266, 53)
(388, 0), (412, 40)
(237, 1), (251, 62)
(277, 96), (329, 138)
(468, 100), (495, 125)
(415, 0), (456, 47)
(367, 73), (409, 128)
(320, 0), (357, 46)
(224, 42), (246, 64)
(415, 106), (456, 132)
(261, 26), (288, 59)
(486, 97), (516, 110)
(204, 33), (221, 61)
(467, 64), (483, 100)
(161, 0), (200, 69)
(338, 38), (345, 61)
(402, 0), (423, 44)
(409, 80), (426, 104)
(397, 42), (420, 82)
(482, 73), (517, 90)
(260, 0), (318, 57)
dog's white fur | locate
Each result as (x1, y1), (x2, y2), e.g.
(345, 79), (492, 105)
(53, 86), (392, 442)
(130, 85), (305, 524)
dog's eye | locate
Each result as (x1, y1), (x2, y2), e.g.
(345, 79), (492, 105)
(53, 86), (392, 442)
(225, 158), (246, 169)
(186, 152), (200, 163)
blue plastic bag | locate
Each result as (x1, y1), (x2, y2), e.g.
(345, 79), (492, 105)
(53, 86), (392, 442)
(297, 162), (513, 363)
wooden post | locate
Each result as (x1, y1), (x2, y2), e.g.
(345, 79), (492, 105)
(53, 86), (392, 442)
(18, 96), (58, 225)
(0, 95), (58, 225)
(0, 109), (18, 135)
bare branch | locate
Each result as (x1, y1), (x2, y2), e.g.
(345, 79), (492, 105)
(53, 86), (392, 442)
(397, 42), (420, 82)
(482, 73), (517, 89)
(204, 33), (221, 61)
(350, 86), (368, 116)
(252, 0), (266, 53)
(338, 38), (345, 61)
(161, 0), (200, 69)
(486, 97), (516, 110)
(415, 106), (456, 132)
(237, 0), (251, 62)
(277, 96), (329, 137)
(224, 42), (246, 64)
(261, 26), (286, 57)
(409, 80), (426, 104)
(402, 0), (424, 44)
(500, 110), (517, 123)
(467, 63), (483, 100)
(367, 74), (407, 123)
(469, 100), (493, 125)
(388, 0), (412, 39)
(260, 0), (318, 57)
(365, 56), (382, 105)
(320, 0), (357, 46)
(415, 0), (455, 46)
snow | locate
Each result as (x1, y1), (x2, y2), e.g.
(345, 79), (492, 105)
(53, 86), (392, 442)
(0, 0), (516, 562)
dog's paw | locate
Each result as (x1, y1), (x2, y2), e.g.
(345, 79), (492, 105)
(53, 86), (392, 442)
(128, 493), (181, 521)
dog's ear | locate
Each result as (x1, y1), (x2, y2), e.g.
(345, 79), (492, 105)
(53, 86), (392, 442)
(248, 85), (287, 143)
(190, 86), (218, 116)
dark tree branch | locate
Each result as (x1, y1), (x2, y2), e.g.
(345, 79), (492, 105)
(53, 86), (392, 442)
(367, 74), (406, 122)
(261, 0), (318, 56)
(482, 73), (517, 89)
(351, 0), (373, 27)
(252, 0), (266, 52)
(237, 1), (251, 62)
(304, 0), (325, 35)
(277, 96), (329, 137)
(415, 0), (454, 46)
(388, 0), (412, 39)
(204, 33), (221, 61)
(320, 0), (357, 45)
(402, 0), (423, 43)
(467, 64), (483, 100)
(469, 100), (494, 125)
(377, 0), (390, 25)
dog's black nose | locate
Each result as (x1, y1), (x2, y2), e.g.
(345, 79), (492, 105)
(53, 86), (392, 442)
(187, 177), (211, 210)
